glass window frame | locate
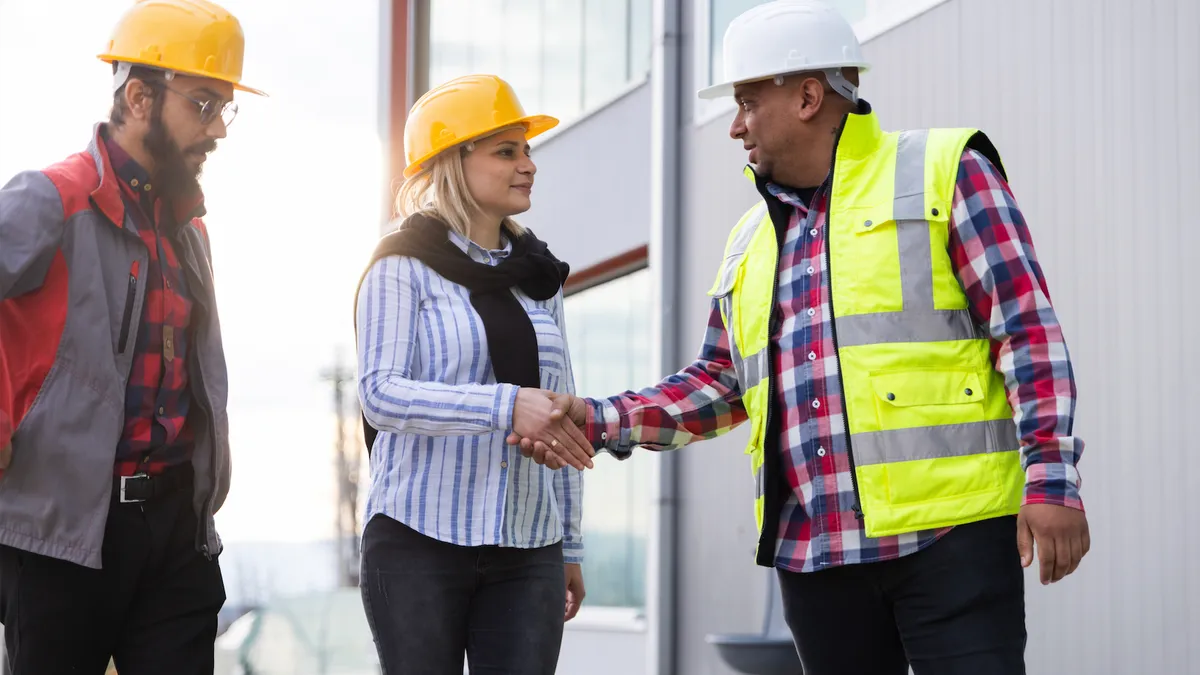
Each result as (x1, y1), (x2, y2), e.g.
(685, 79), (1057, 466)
(560, 254), (656, 625)
(691, 0), (956, 128)
(422, 0), (654, 146)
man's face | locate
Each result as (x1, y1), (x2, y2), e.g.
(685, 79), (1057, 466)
(144, 75), (235, 199)
(728, 78), (816, 183)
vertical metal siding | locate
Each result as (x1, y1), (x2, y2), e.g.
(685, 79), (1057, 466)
(680, 1), (1200, 673)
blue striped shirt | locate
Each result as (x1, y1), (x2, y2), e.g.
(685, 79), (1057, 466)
(355, 229), (583, 563)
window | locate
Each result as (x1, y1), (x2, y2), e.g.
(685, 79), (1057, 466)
(705, 0), (867, 89)
(428, 0), (653, 129)
(563, 267), (654, 609)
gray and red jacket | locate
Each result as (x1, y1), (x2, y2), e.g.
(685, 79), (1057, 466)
(0, 124), (231, 568)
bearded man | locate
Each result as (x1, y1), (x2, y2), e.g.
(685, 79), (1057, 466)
(0, 1), (264, 672)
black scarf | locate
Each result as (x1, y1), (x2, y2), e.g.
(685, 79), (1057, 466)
(353, 213), (570, 453)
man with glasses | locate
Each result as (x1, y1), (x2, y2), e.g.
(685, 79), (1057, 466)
(0, 1), (263, 672)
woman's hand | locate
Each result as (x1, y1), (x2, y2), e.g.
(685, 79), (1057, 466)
(511, 389), (595, 470)
(564, 563), (586, 621)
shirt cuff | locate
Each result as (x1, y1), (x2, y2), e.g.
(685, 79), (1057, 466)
(494, 384), (520, 431)
(1023, 462), (1084, 512)
(585, 399), (626, 456)
(562, 540), (584, 565)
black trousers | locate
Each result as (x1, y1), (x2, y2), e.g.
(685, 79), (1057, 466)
(360, 514), (566, 675)
(0, 466), (226, 675)
(778, 516), (1026, 675)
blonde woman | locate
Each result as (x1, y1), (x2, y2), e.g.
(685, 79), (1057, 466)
(353, 75), (593, 673)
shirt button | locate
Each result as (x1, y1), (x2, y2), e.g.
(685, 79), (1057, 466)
(601, 432), (608, 440)
(810, 228), (818, 237)
(812, 400), (820, 409)
(501, 461), (508, 469)
(157, 406), (165, 415)
(817, 447), (826, 457)
(807, 308), (816, 317)
(808, 352), (816, 361)
(807, 266), (815, 274)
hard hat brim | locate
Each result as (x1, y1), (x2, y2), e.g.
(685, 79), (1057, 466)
(402, 113), (559, 179)
(697, 61), (871, 100)
(696, 81), (737, 100)
(99, 54), (268, 97)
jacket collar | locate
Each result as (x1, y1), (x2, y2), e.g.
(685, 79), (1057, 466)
(86, 123), (126, 228)
(833, 99), (884, 160)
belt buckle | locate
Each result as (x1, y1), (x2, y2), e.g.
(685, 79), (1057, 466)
(120, 473), (150, 503)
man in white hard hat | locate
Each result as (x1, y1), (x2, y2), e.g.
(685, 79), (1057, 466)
(512, 1), (1090, 673)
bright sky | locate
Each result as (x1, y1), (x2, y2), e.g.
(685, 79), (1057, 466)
(0, 0), (385, 542)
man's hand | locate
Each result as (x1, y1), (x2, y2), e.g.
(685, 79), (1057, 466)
(507, 392), (588, 469)
(511, 389), (594, 470)
(1017, 503), (1090, 585)
(564, 563), (586, 621)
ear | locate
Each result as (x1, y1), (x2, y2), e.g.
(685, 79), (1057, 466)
(123, 79), (157, 123)
(795, 76), (826, 123)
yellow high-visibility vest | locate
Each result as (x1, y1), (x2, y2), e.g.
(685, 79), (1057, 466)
(709, 108), (1024, 563)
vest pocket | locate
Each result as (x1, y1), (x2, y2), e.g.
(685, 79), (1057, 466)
(869, 369), (985, 430)
(835, 205), (903, 315)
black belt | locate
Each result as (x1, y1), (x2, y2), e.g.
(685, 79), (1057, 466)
(114, 464), (193, 504)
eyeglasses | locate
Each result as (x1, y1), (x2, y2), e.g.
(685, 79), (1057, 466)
(164, 86), (239, 128)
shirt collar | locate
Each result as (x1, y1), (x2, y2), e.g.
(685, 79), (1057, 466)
(102, 130), (157, 212)
(98, 124), (207, 228)
(765, 182), (820, 212)
(448, 228), (513, 265)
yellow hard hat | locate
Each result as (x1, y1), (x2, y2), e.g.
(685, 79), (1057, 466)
(403, 74), (557, 178)
(99, 0), (265, 97)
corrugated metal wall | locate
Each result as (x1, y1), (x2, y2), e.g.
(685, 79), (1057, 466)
(678, 0), (1200, 673)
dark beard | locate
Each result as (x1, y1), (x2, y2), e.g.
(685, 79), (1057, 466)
(143, 102), (216, 203)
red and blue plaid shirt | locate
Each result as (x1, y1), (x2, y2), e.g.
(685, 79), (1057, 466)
(587, 147), (1084, 573)
(104, 135), (196, 477)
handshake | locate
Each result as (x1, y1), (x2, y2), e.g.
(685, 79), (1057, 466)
(507, 388), (596, 471)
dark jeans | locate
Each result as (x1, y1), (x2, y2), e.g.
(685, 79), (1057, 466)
(0, 465), (226, 675)
(778, 516), (1026, 675)
(360, 514), (566, 674)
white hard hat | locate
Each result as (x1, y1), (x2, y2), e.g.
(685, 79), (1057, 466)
(698, 0), (870, 101)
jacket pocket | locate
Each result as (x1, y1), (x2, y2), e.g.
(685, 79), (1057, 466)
(118, 265), (137, 354)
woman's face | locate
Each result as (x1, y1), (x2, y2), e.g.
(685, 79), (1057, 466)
(462, 126), (536, 219)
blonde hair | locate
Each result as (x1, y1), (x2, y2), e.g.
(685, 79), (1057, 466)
(394, 137), (527, 240)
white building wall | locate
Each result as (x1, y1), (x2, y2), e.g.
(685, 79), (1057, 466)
(677, 1), (1200, 674)
(519, 82), (653, 271)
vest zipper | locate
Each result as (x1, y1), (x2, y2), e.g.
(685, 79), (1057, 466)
(754, 220), (785, 567)
(823, 117), (865, 520)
